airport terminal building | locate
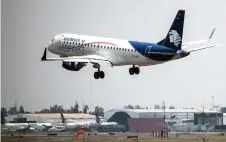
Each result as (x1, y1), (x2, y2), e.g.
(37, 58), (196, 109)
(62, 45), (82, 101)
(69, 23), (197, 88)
(104, 108), (223, 132)
(104, 108), (220, 121)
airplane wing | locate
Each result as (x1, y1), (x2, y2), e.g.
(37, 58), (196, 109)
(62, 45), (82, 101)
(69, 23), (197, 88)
(182, 28), (215, 47)
(185, 44), (220, 52)
(147, 44), (219, 55)
(41, 48), (113, 66)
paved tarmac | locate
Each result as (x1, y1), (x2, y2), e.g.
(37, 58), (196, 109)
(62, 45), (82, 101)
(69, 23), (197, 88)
(1, 131), (226, 142)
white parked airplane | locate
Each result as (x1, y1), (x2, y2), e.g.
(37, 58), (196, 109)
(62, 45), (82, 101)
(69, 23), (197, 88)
(41, 10), (218, 79)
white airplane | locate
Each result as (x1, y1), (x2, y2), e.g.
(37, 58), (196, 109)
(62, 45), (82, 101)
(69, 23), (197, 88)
(41, 10), (218, 79)
(1, 122), (39, 132)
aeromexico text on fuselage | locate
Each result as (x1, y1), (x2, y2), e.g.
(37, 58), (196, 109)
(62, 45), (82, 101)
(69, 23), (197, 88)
(57, 36), (179, 62)
(58, 37), (86, 54)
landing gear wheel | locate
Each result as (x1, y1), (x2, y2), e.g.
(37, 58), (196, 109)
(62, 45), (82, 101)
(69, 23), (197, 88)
(134, 67), (140, 74)
(94, 72), (99, 79)
(99, 71), (105, 79)
(129, 68), (134, 75)
(94, 70), (105, 79)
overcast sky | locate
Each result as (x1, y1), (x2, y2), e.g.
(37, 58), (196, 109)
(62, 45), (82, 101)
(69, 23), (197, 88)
(2, 0), (226, 112)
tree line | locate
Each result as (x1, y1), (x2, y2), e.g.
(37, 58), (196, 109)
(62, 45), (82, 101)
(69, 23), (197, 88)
(1, 101), (104, 117)
(2, 103), (226, 117)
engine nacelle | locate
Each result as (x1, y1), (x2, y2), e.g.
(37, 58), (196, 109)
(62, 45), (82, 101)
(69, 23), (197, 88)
(62, 62), (86, 71)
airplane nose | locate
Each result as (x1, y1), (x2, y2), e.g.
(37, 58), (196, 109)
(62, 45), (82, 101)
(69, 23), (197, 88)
(47, 42), (54, 52)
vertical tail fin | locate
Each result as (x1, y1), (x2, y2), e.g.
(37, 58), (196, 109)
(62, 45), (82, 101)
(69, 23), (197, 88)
(157, 10), (185, 50)
(60, 113), (66, 123)
(95, 112), (100, 124)
(1, 115), (7, 124)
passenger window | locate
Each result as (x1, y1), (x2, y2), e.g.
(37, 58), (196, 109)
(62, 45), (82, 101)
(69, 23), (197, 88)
(128, 49), (130, 51)
(125, 49), (127, 51)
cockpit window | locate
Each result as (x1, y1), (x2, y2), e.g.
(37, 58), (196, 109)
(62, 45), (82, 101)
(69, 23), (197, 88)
(52, 38), (54, 42)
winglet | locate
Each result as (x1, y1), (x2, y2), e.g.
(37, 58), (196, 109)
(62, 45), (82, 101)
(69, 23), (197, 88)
(41, 48), (47, 61)
(209, 28), (216, 40)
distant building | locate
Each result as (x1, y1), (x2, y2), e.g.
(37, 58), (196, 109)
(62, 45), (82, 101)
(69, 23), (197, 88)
(194, 113), (223, 125)
(128, 118), (165, 132)
(104, 108), (221, 130)
(224, 113), (226, 125)
(104, 108), (220, 121)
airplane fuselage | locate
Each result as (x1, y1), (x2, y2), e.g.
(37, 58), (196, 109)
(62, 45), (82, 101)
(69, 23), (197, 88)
(47, 34), (184, 66)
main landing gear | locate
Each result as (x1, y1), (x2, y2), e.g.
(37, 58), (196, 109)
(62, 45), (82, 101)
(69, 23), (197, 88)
(94, 69), (105, 79)
(129, 65), (140, 75)
(93, 63), (105, 79)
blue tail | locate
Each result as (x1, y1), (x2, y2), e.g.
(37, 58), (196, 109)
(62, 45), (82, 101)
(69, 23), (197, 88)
(157, 10), (185, 50)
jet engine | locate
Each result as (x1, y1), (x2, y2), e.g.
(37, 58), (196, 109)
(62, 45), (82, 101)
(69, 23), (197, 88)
(62, 62), (86, 71)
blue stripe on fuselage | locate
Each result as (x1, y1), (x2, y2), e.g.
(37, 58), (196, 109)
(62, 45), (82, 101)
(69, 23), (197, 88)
(128, 40), (179, 61)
